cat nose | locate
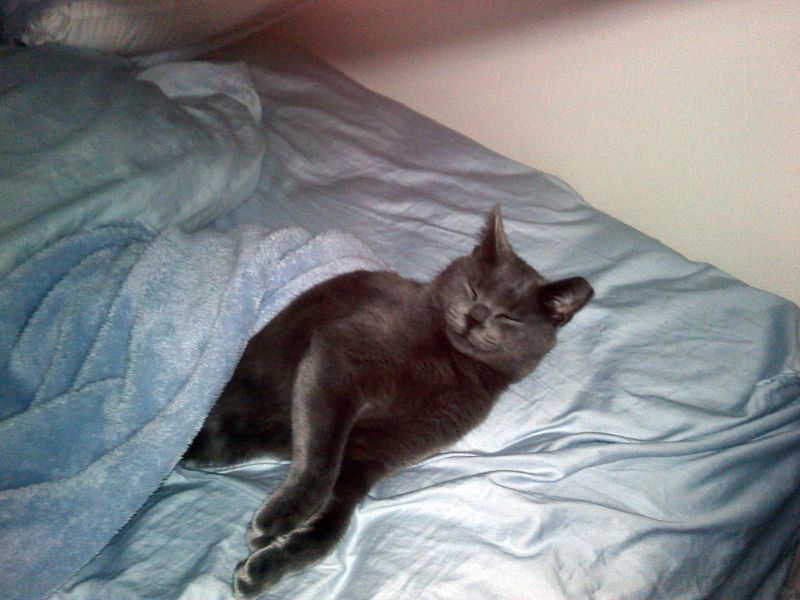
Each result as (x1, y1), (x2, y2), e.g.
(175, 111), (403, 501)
(467, 303), (490, 325)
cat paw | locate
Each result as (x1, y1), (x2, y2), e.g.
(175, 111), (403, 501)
(232, 547), (290, 599)
(245, 526), (272, 552)
(245, 516), (292, 551)
(245, 521), (285, 551)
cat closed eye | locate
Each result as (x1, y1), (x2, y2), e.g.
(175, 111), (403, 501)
(497, 313), (521, 323)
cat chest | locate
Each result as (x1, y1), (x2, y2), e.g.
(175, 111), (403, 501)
(351, 358), (469, 422)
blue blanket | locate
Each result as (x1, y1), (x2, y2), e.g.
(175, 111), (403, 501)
(0, 222), (381, 599)
(0, 43), (382, 600)
(0, 45), (265, 276)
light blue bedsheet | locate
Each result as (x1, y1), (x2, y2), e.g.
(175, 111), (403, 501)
(3, 37), (799, 600)
(63, 37), (800, 600)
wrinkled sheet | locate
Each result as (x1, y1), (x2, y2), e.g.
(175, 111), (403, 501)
(41, 37), (800, 600)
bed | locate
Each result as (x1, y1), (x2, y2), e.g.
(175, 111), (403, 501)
(1, 8), (799, 600)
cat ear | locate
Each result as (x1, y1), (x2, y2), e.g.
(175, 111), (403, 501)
(473, 205), (512, 260)
(539, 277), (593, 326)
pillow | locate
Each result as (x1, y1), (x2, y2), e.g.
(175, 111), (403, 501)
(1, 0), (302, 55)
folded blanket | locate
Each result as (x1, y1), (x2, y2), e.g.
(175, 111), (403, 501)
(0, 222), (382, 599)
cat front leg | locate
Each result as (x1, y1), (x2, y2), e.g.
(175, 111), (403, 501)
(234, 484), (361, 599)
(234, 459), (380, 599)
(246, 337), (361, 550)
(233, 415), (458, 597)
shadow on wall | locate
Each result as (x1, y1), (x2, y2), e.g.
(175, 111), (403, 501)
(276, 0), (627, 59)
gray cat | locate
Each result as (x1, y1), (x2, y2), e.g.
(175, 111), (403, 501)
(184, 206), (593, 598)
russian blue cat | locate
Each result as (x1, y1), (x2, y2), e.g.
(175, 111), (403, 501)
(185, 207), (593, 598)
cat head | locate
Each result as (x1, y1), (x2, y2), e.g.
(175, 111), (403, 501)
(432, 206), (593, 380)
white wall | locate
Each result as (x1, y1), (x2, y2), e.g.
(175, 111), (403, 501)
(270, 0), (800, 305)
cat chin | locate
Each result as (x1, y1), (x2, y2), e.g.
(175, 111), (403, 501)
(445, 328), (482, 357)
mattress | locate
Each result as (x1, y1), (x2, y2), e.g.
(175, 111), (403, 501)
(1, 34), (798, 600)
